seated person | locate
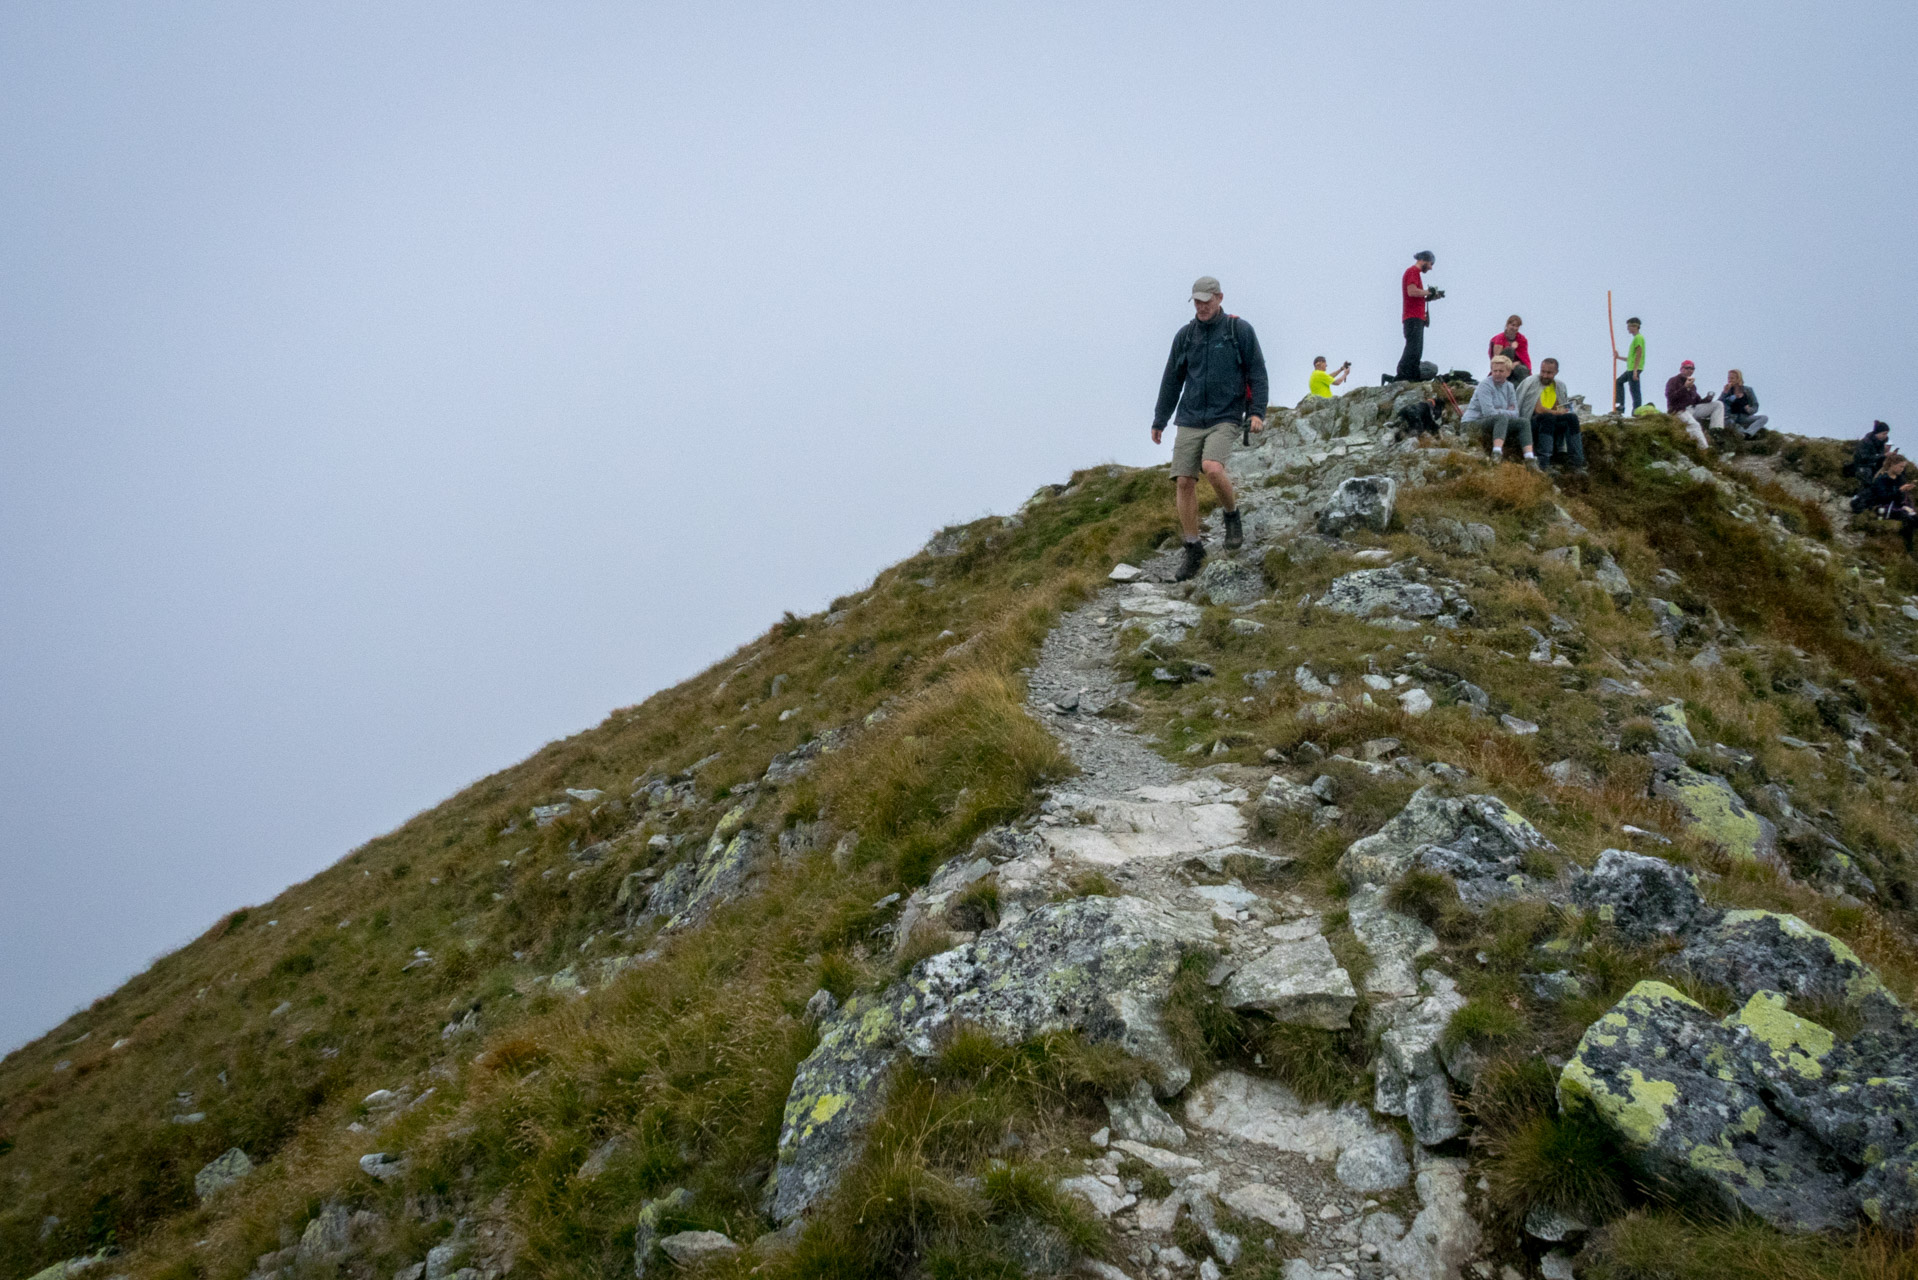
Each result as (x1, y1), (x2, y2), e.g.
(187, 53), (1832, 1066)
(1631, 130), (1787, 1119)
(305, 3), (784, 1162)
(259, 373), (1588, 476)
(1721, 369), (1768, 438)
(1520, 358), (1584, 472)
(1488, 315), (1531, 380)
(1461, 356), (1537, 466)
(1308, 356), (1351, 399)
(1853, 456), (1918, 552)
(1846, 421), (1891, 482)
(1394, 387), (1443, 439)
(1664, 360), (1724, 449)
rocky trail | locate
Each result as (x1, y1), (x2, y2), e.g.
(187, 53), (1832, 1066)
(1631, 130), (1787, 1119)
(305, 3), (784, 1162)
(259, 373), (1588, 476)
(1020, 584), (1481, 1280)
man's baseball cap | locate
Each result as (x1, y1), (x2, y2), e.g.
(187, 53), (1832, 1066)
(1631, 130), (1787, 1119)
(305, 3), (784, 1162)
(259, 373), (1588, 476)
(1680, 360), (1696, 369)
(1190, 276), (1221, 302)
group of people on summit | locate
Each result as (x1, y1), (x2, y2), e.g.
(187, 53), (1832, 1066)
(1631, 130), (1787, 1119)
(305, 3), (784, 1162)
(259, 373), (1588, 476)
(1848, 420), (1918, 551)
(1148, 256), (1854, 580)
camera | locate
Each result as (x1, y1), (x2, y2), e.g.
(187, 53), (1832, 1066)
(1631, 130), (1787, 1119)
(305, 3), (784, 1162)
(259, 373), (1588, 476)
(1425, 287), (1446, 300)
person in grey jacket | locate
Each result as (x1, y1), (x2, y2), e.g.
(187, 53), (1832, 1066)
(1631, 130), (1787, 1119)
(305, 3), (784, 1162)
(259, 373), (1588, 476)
(1518, 359), (1584, 473)
(1461, 356), (1537, 466)
(1152, 275), (1270, 580)
(1721, 370), (1768, 438)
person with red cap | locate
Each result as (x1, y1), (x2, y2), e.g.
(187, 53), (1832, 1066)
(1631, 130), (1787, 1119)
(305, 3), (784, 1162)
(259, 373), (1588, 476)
(1664, 359), (1723, 450)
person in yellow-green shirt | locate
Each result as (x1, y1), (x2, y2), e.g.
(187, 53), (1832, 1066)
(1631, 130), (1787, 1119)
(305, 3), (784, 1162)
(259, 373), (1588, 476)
(1521, 358), (1585, 473)
(1615, 316), (1645, 412)
(1309, 356), (1351, 399)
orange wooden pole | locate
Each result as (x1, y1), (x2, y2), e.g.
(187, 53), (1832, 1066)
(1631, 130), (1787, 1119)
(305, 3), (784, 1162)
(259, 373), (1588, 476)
(1608, 290), (1620, 413)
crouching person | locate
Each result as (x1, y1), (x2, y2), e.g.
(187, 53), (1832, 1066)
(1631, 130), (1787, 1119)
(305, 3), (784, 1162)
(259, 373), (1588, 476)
(1521, 358), (1584, 473)
(1462, 356), (1538, 467)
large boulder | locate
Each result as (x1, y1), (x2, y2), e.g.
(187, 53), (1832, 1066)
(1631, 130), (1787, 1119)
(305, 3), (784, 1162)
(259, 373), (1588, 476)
(1648, 753), (1778, 861)
(1317, 476), (1398, 536)
(769, 894), (1215, 1221)
(1673, 910), (1909, 1029)
(1568, 849), (1715, 944)
(1560, 981), (1862, 1232)
(1338, 786), (1554, 889)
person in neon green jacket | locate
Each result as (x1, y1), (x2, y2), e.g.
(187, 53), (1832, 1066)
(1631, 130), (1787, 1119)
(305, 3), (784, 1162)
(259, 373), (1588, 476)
(1615, 317), (1645, 412)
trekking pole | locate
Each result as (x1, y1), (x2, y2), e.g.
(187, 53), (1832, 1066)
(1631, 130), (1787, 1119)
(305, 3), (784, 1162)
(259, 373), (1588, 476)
(1608, 290), (1620, 413)
(1436, 378), (1464, 418)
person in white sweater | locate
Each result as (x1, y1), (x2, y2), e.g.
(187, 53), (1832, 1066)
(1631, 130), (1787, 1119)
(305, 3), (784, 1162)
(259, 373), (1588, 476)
(1461, 356), (1537, 466)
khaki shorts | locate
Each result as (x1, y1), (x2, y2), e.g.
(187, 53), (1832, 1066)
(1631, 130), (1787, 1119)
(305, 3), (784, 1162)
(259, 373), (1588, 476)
(1171, 421), (1238, 478)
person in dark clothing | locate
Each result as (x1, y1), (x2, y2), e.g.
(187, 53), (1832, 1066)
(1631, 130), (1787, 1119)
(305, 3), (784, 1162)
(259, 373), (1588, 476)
(1394, 388), (1444, 439)
(1152, 275), (1270, 581)
(1845, 422), (1892, 483)
(1395, 251), (1440, 382)
(1853, 456), (1918, 551)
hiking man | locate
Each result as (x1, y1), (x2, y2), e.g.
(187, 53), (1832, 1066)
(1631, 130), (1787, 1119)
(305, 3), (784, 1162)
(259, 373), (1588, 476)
(1462, 355), (1537, 466)
(1846, 421), (1892, 483)
(1616, 317), (1645, 412)
(1309, 356), (1351, 399)
(1489, 316), (1531, 380)
(1152, 275), (1270, 581)
(1395, 251), (1441, 382)
(1520, 358), (1583, 472)
(1664, 359), (1724, 449)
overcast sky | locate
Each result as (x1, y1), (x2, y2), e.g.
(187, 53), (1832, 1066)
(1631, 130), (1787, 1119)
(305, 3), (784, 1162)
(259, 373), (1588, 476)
(3, 1), (1913, 1052)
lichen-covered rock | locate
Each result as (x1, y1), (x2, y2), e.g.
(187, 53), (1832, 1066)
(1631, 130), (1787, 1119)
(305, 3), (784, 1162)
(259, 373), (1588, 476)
(1559, 980), (1855, 1231)
(641, 813), (758, 931)
(1338, 786), (1554, 889)
(1222, 934), (1357, 1029)
(1651, 701), (1698, 754)
(1593, 554), (1633, 603)
(1197, 556), (1265, 606)
(658, 1231), (737, 1266)
(194, 1147), (252, 1200)
(1674, 910), (1907, 1028)
(1569, 849), (1715, 944)
(1317, 476), (1398, 536)
(769, 894), (1214, 1221)
(1315, 566), (1443, 626)
(633, 1187), (691, 1276)
(1411, 516), (1494, 556)
(1648, 752), (1778, 861)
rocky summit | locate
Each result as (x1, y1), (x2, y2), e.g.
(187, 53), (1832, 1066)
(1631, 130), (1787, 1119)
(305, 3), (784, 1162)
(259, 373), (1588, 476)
(9, 382), (1918, 1280)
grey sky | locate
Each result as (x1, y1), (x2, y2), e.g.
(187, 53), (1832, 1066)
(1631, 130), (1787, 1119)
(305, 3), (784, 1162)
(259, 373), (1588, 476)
(3, 2), (1913, 1052)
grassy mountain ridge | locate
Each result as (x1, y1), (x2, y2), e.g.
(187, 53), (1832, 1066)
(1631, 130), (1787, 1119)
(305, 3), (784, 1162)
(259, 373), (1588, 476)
(9, 407), (1918, 1280)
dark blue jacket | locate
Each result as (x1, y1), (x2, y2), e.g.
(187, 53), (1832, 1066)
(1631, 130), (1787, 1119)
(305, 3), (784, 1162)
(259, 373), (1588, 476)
(1153, 312), (1270, 431)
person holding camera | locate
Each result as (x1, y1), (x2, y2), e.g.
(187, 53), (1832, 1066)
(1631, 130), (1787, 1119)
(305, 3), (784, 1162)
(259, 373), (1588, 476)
(1489, 316), (1531, 380)
(1151, 275), (1269, 581)
(1395, 251), (1441, 382)
(1664, 359), (1724, 450)
(1309, 356), (1351, 399)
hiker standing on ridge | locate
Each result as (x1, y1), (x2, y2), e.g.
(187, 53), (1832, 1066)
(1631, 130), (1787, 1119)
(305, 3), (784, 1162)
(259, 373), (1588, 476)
(1151, 275), (1270, 582)
(1395, 251), (1441, 382)
(1616, 317), (1645, 412)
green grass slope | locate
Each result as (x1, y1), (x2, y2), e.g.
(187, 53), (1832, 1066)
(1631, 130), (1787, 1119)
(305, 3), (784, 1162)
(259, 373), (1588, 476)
(7, 413), (1918, 1280)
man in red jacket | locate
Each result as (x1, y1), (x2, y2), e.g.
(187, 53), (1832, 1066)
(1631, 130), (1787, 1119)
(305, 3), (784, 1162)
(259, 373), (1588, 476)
(1489, 315), (1530, 380)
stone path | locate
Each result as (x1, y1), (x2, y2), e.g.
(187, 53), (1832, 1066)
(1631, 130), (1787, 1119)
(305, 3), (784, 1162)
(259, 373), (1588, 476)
(1019, 570), (1480, 1278)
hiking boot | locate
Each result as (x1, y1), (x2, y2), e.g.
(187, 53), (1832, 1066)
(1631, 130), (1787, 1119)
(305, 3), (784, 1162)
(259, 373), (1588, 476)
(1524, 457), (1543, 472)
(1223, 509), (1244, 550)
(1175, 540), (1206, 582)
